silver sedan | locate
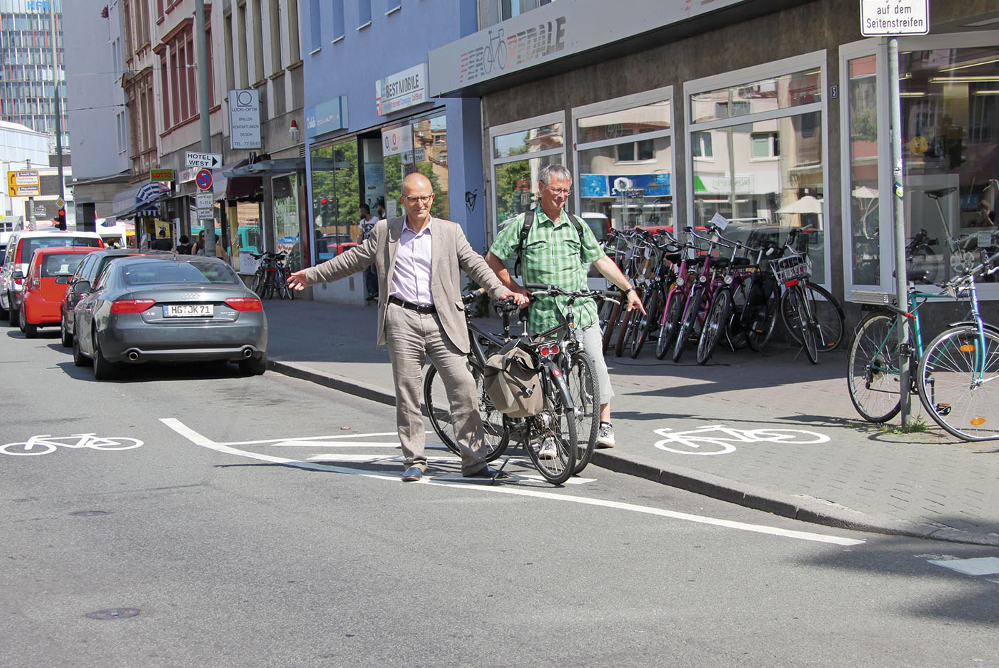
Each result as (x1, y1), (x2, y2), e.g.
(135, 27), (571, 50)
(71, 255), (268, 380)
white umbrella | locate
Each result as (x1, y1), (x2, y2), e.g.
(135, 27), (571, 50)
(777, 195), (824, 215)
(852, 185), (879, 199)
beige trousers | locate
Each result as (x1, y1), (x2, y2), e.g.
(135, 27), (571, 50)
(384, 302), (488, 476)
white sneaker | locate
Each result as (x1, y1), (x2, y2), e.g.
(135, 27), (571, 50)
(537, 438), (558, 459)
(596, 422), (615, 448)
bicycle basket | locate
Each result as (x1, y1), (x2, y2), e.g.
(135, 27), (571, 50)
(771, 253), (812, 284)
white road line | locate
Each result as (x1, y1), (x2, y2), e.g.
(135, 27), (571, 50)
(221, 431), (405, 446)
(161, 417), (864, 546)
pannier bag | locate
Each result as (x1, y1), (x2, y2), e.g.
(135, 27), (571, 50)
(483, 345), (543, 417)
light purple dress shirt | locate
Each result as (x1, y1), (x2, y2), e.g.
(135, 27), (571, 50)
(390, 216), (434, 306)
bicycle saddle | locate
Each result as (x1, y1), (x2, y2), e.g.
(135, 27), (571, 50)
(925, 187), (956, 199)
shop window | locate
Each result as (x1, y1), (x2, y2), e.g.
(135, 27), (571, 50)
(687, 54), (826, 284)
(490, 114), (565, 237)
(381, 114), (449, 221)
(843, 50), (881, 288)
(273, 173), (302, 271)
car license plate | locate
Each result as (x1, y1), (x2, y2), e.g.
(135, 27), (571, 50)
(163, 304), (214, 317)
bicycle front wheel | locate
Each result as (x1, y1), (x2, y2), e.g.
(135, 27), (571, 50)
(746, 280), (779, 352)
(672, 287), (703, 363)
(697, 287), (731, 365)
(781, 283), (844, 353)
(917, 325), (999, 441)
(566, 351), (600, 474)
(786, 284), (819, 364)
(525, 380), (577, 485)
(847, 311), (903, 423)
(423, 363), (509, 462)
(656, 289), (684, 359)
(630, 289), (659, 358)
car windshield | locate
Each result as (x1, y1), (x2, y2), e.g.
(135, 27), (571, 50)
(24, 237), (100, 259)
(41, 253), (87, 278)
(122, 260), (240, 286)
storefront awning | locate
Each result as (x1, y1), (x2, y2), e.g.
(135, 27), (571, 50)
(215, 158), (263, 201)
(111, 182), (170, 219)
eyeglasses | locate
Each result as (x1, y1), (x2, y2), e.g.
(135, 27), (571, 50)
(404, 194), (434, 204)
(545, 186), (571, 197)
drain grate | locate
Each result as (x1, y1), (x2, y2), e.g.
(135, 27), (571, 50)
(87, 608), (140, 620)
(71, 511), (109, 517)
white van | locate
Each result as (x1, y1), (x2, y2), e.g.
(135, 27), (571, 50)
(0, 229), (103, 326)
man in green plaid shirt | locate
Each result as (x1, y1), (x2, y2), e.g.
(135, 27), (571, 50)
(486, 165), (643, 449)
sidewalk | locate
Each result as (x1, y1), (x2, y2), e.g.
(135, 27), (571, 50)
(262, 298), (999, 546)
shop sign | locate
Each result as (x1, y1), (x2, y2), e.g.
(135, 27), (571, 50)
(376, 64), (428, 116)
(305, 96), (348, 139)
(229, 89), (262, 150)
(150, 169), (175, 182)
(579, 173), (671, 199)
(382, 125), (413, 157)
(860, 0), (929, 36)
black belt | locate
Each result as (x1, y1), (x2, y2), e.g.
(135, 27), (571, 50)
(389, 295), (437, 315)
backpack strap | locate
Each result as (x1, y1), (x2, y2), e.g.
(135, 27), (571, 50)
(513, 208), (586, 276)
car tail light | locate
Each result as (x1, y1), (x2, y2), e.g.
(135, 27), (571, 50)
(111, 299), (156, 313)
(13, 276), (23, 286)
(225, 297), (263, 312)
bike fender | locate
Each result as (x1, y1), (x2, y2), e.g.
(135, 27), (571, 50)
(946, 321), (999, 336)
(543, 358), (575, 411)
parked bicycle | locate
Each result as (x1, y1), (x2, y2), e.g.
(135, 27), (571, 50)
(847, 249), (999, 441)
(251, 251), (294, 300)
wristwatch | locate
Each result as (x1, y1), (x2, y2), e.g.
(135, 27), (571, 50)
(623, 287), (634, 297)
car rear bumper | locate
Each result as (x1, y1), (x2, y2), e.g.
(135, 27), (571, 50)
(23, 298), (61, 325)
(100, 316), (267, 363)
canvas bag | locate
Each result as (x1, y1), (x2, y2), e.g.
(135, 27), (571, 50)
(483, 344), (543, 418)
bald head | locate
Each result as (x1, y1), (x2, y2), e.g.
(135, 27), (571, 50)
(401, 172), (432, 196)
(400, 172), (435, 230)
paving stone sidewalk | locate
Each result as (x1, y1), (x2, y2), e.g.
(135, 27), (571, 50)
(262, 298), (999, 546)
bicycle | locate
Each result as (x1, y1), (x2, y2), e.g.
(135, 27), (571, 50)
(621, 230), (681, 358)
(672, 225), (733, 363)
(251, 252), (294, 300)
(1, 433), (143, 456)
(847, 249), (999, 440)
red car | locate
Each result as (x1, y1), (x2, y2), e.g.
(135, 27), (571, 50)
(19, 246), (100, 338)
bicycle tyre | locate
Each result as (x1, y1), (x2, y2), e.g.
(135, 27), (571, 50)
(656, 289), (684, 359)
(746, 279), (779, 352)
(90, 437), (144, 451)
(727, 282), (749, 350)
(524, 379), (577, 485)
(697, 287), (731, 365)
(781, 283), (845, 353)
(917, 325), (999, 441)
(601, 299), (623, 354)
(847, 311), (902, 423)
(672, 286), (703, 363)
(423, 363), (509, 462)
(614, 302), (635, 357)
(251, 271), (265, 297)
(787, 284), (819, 364)
(0, 440), (57, 455)
(566, 351), (600, 474)
(630, 289), (659, 358)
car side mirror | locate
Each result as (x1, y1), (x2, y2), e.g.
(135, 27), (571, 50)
(56, 276), (70, 284)
(12, 269), (23, 280)
(72, 280), (92, 295)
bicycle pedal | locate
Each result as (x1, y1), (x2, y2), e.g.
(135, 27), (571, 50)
(935, 403), (952, 416)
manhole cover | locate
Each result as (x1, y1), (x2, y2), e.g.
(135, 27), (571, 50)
(87, 608), (140, 620)
(71, 511), (109, 517)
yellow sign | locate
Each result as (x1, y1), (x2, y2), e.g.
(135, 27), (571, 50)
(7, 170), (40, 197)
(150, 168), (175, 182)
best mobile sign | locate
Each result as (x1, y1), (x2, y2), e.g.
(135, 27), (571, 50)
(861, 0), (929, 36)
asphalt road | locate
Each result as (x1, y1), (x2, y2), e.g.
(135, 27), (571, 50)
(2, 328), (998, 668)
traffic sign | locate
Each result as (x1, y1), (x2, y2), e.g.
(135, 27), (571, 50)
(186, 151), (222, 168)
(860, 0), (929, 36)
(196, 169), (213, 191)
(196, 191), (214, 219)
(7, 170), (40, 197)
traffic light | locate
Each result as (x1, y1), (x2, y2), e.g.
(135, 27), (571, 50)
(54, 207), (66, 230)
(320, 197), (331, 222)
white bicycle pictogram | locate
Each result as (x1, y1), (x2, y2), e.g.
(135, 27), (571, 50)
(653, 424), (829, 456)
(1, 433), (144, 456)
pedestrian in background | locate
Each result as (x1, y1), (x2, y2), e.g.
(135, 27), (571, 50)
(359, 203), (379, 303)
(288, 173), (528, 482)
(176, 235), (193, 254)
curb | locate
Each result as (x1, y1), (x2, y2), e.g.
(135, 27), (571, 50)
(268, 357), (999, 547)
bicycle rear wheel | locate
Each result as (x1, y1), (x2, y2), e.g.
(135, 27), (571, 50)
(656, 288), (684, 359)
(786, 284), (819, 364)
(566, 351), (600, 474)
(525, 381), (577, 485)
(917, 325), (999, 441)
(672, 286), (703, 363)
(847, 311), (902, 423)
(424, 363), (509, 462)
(601, 299), (623, 354)
(727, 282), (749, 350)
(745, 279), (779, 352)
(782, 283), (844, 352)
(630, 289), (659, 358)
(697, 287), (731, 365)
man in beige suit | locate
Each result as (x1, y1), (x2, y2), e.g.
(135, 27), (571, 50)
(288, 173), (527, 481)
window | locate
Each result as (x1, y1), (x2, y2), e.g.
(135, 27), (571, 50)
(750, 132), (779, 159)
(252, 0), (264, 82)
(308, 0), (321, 51)
(387, 0), (401, 13)
(237, 2), (249, 87)
(573, 89), (673, 231)
(332, 0), (345, 41)
(288, 0), (301, 62)
(269, 0), (283, 73)
(499, 0), (553, 21)
(692, 131), (713, 158)
(358, 0), (371, 26)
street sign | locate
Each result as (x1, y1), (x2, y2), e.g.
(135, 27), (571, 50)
(860, 0), (929, 36)
(7, 170), (40, 197)
(195, 169), (213, 191)
(196, 191), (214, 219)
(186, 151), (222, 168)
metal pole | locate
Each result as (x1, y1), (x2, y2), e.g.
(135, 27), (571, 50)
(195, 0), (216, 257)
(26, 159), (35, 231)
(889, 37), (911, 425)
(50, 2), (65, 227)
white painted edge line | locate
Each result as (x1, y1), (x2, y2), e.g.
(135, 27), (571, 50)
(221, 430), (407, 445)
(161, 418), (864, 546)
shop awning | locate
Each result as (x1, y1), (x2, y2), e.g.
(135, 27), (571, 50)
(215, 158), (263, 201)
(111, 182), (170, 218)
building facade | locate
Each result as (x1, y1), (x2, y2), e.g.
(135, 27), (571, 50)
(425, 0), (999, 326)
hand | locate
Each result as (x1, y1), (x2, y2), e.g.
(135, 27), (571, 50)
(287, 270), (309, 291)
(625, 288), (645, 314)
(501, 290), (530, 307)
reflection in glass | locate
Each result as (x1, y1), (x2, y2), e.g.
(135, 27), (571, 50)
(273, 173), (301, 271)
(574, 101), (670, 143)
(578, 136), (672, 231)
(690, 68), (821, 124)
(847, 54), (881, 286)
(495, 154), (562, 230)
(493, 122), (563, 159)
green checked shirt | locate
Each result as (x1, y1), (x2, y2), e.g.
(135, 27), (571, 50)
(490, 205), (605, 334)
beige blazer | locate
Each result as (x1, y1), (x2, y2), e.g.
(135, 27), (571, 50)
(303, 215), (506, 354)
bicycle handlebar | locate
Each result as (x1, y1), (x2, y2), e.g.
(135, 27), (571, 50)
(524, 283), (620, 305)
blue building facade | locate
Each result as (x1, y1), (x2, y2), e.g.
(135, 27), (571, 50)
(300, 0), (484, 304)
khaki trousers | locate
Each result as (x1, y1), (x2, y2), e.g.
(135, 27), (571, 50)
(384, 302), (487, 476)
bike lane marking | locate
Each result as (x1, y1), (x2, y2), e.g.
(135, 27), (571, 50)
(162, 417), (864, 546)
(653, 424), (831, 456)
